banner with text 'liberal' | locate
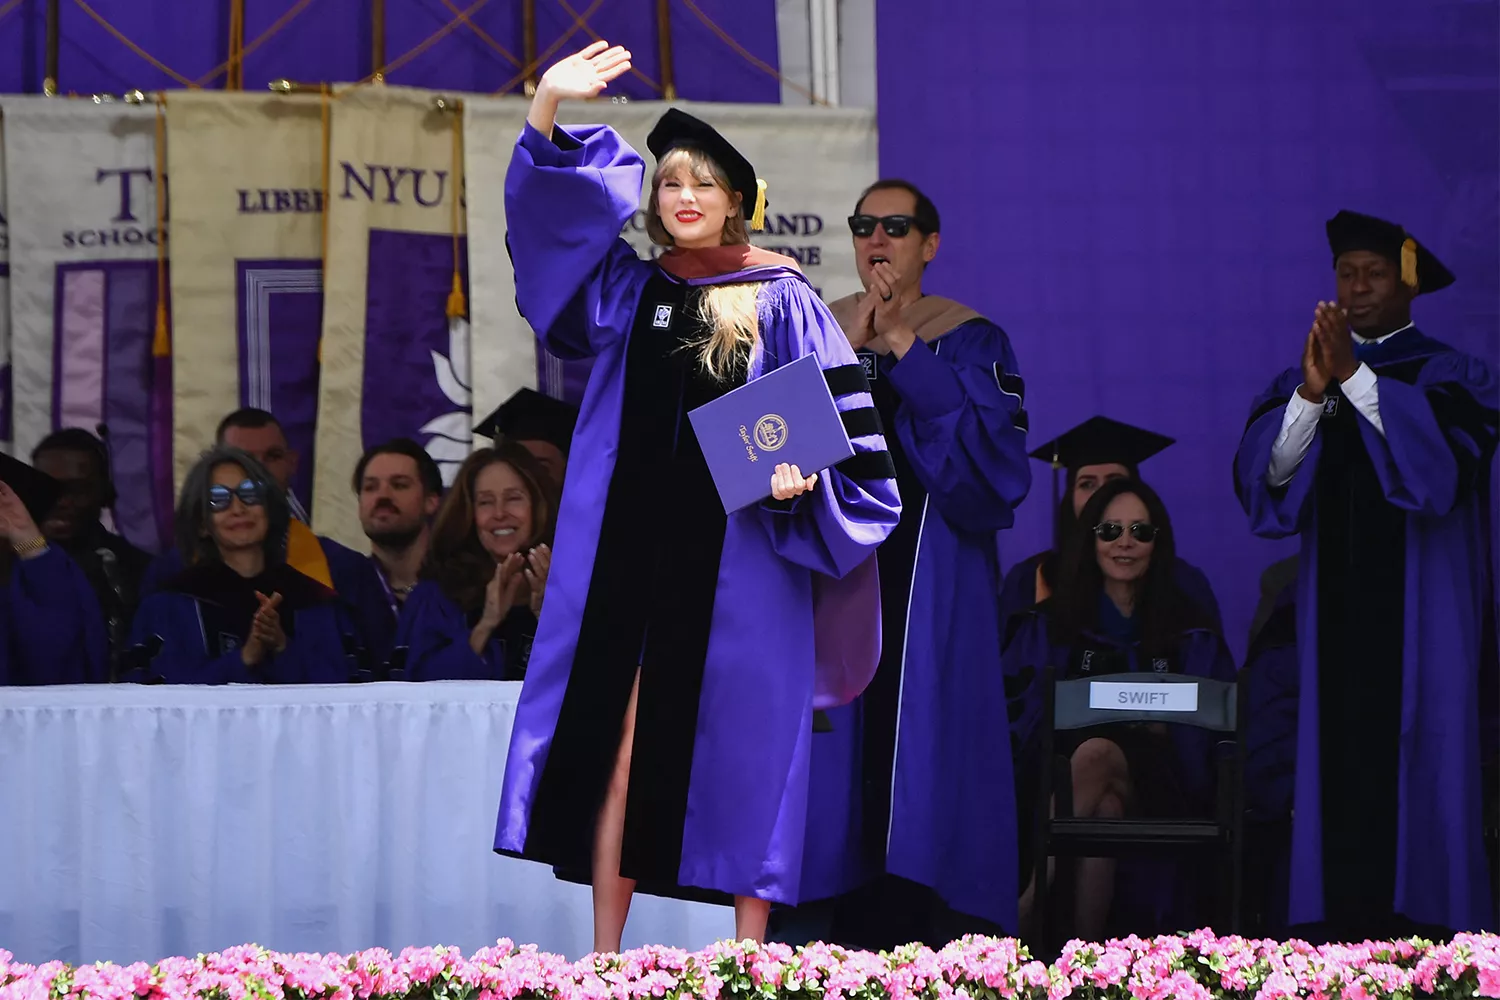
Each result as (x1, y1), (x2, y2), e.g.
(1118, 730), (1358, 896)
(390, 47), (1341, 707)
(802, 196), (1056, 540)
(2, 99), (172, 552)
(166, 92), (325, 511)
(313, 85), (469, 550)
(461, 98), (877, 437)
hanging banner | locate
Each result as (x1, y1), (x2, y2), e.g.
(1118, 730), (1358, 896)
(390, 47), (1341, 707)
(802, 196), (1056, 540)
(0, 115), (11, 452)
(461, 98), (878, 438)
(1, 99), (172, 552)
(313, 85), (469, 549)
(165, 91), (325, 511)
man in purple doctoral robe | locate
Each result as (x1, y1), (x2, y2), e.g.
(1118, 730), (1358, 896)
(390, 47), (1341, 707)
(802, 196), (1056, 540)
(777, 179), (1031, 948)
(0, 454), (109, 686)
(494, 91), (900, 924)
(1234, 210), (1499, 939)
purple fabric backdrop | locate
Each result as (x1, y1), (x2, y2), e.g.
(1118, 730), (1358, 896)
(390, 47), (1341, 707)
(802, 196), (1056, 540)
(0, 0), (780, 101)
(50, 260), (171, 553)
(235, 258), (322, 508)
(361, 228), (469, 472)
(876, 0), (1500, 657)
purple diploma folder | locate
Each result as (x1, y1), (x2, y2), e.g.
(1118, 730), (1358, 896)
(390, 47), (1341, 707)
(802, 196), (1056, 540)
(688, 354), (855, 514)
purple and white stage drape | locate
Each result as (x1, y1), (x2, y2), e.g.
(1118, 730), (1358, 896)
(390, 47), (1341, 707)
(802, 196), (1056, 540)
(2, 99), (172, 551)
(314, 86), (471, 549)
(165, 92), (325, 512)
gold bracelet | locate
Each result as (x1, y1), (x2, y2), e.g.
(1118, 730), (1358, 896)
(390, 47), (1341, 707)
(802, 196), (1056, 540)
(12, 536), (48, 557)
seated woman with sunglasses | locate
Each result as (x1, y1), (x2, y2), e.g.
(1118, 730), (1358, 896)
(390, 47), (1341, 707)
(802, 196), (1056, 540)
(1003, 477), (1236, 941)
(394, 443), (556, 682)
(124, 447), (357, 685)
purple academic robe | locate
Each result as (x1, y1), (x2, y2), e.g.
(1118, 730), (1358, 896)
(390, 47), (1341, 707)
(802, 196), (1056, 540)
(0, 545), (109, 686)
(493, 122), (901, 904)
(800, 319), (1032, 928)
(1234, 329), (1498, 932)
(125, 562), (358, 685)
(393, 580), (532, 681)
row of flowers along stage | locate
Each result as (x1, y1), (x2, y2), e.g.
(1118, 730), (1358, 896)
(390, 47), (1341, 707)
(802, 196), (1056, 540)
(2, 933), (1497, 1000)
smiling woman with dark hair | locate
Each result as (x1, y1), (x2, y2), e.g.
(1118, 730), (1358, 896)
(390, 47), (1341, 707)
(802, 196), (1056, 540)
(393, 443), (558, 683)
(124, 446), (359, 685)
(1002, 477), (1236, 941)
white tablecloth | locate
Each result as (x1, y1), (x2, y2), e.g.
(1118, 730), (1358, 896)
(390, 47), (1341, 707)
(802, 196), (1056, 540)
(0, 681), (732, 965)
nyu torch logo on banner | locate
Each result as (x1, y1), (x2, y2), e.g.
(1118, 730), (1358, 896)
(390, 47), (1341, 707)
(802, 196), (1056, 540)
(165, 92), (326, 509)
(1, 99), (172, 552)
(460, 98), (877, 436)
(313, 86), (470, 549)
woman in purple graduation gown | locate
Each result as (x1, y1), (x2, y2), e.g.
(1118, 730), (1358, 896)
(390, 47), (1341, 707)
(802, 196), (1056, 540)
(494, 42), (901, 950)
(1004, 478), (1236, 941)
(0, 478), (109, 686)
(125, 447), (357, 685)
(394, 443), (555, 681)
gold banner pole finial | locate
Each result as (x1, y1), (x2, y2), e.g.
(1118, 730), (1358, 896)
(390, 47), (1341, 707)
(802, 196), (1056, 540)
(371, 0), (387, 83)
(656, 0), (676, 99)
(44, 0), (59, 95)
(522, 0), (538, 95)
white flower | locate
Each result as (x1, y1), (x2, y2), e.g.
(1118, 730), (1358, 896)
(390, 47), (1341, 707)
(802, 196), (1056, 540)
(421, 316), (473, 486)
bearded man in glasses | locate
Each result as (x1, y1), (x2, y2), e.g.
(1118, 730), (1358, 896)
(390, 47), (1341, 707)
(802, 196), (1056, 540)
(771, 180), (1032, 949)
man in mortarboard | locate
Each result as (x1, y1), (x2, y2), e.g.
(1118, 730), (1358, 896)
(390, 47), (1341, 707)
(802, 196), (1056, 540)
(788, 179), (1031, 947)
(1234, 210), (1499, 939)
(473, 387), (579, 488)
(0, 452), (109, 685)
(998, 416), (1221, 632)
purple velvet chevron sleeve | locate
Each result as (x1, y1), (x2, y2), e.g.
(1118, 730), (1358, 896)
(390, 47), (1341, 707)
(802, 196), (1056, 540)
(504, 123), (652, 358)
(886, 319), (1032, 532)
(1234, 368), (1322, 539)
(755, 277), (901, 579)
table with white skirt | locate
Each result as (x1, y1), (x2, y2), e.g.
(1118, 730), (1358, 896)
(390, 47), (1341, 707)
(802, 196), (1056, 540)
(0, 681), (733, 965)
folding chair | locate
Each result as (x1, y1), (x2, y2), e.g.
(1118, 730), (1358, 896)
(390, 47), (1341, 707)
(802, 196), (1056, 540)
(1031, 667), (1245, 948)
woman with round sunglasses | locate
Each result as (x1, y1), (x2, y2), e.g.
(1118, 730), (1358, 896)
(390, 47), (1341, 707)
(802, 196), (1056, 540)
(1002, 477), (1235, 942)
(496, 42), (900, 950)
(124, 447), (358, 685)
(394, 444), (556, 682)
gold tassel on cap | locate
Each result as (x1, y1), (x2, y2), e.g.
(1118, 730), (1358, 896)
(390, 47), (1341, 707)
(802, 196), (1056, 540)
(749, 178), (767, 232)
(1400, 237), (1419, 291)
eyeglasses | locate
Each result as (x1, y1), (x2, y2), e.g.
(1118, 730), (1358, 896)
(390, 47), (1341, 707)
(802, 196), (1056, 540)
(848, 214), (917, 239)
(1094, 521), (1159, 544)
(208, 479), (265, 512)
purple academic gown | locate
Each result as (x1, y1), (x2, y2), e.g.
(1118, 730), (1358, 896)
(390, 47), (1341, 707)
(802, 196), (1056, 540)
(1234, 329), (1498, 932)
(0, 546), (109, 685)
(126, 562), (358, 685)
(800, 320), (1032, 927)
(394, 581), (532, 681)
(493, 122), (901, 904)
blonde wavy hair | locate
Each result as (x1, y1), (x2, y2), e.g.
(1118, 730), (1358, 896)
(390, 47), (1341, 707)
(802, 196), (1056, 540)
(647, 147), (760, 381)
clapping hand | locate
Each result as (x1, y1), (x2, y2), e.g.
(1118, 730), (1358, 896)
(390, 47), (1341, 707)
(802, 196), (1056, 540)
(242, 592), (285, 667)
(771, 463), (818, 502)
(1299, 301), (1354, 403)
(0, 482), (42, 552)
(525, 544), (551, 616)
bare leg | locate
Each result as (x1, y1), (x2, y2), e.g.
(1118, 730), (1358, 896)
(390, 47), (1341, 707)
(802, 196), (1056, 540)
(734, 895), (772, 943)
(1016, 795), (1056, 938)
(1069, 737), (1132, 941)
(591, 671), (642, 954)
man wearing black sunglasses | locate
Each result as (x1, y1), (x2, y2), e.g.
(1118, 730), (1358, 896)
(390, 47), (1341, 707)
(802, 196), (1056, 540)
(781, 179), (1031, 949)
(1234, 210), (1499, 942)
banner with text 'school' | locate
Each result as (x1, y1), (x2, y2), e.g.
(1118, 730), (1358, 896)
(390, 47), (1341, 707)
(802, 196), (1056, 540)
(1, 99), (172, 552)
(314, 86), (470, 550)
(461, 98), (878, 439)
(165, 92), (326, 515)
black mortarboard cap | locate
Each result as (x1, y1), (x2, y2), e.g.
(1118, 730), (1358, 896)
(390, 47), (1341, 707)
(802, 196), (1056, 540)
(473, 388), (579, 454)
(0, 452), (62, 525)
(646, 108), (768, 231)
(1325, 209), (1454, 295)
(1028, 415), (1175, 473)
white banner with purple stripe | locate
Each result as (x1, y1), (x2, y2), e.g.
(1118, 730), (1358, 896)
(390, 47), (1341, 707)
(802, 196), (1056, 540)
(165, 92), (326, 508)
(461, 99), (878, 437)
(0, 114), (10, 451)
(1, 99), (172, 552)
(313, 86), (469, 550)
